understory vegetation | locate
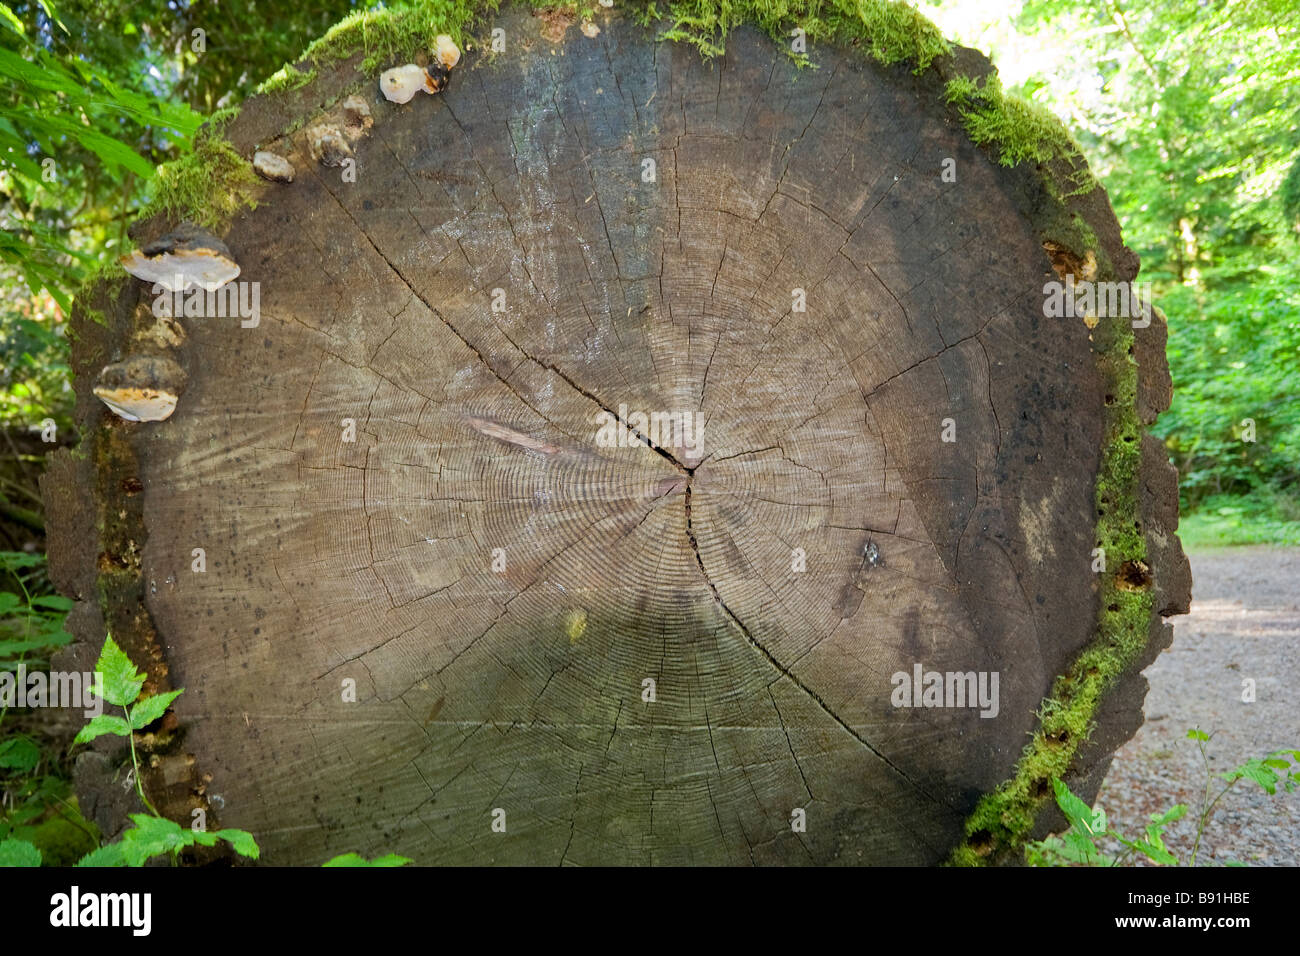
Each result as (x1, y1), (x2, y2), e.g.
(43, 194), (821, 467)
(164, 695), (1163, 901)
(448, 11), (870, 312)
(1025, 730), (1299, 867)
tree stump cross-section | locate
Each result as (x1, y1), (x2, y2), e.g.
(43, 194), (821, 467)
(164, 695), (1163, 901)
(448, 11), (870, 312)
(45, 3), (1190, 865)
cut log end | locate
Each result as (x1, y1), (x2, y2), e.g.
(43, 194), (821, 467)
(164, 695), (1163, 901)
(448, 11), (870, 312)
(47, 3), (1189, 866)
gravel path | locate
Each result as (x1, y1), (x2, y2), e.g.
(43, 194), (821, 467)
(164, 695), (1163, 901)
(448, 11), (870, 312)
(1096, 546), (1300, 865)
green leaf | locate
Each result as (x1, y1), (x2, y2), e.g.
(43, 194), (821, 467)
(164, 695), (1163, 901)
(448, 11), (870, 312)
(0, 48), (81, 96)
(1024, 835), (1066, 866)
(76, 843), (128, 867)
(1241, 763), (1280, 794)
(0, 4), (25, 35)
(1116, 809), (1182, 866)
(1187, 728), (1210, 742)
(118, 813), (192, 865)
(0, 553), (45, 572)
(0, 736), (41, 772)
(1058, 829), (1112, 865)
(92, 635), (145, 708)
(322, 852), (413, 867)
(188, 829), (218, 847)
(128, 689), (183, 729)
(71, 126), (156, 179)
(35, 621), (73, 647)
(0, 633), (72, 657)
(0, 838), (42, 867)
(73, 714), (131, 745)
(1052, 778), (1105, 836)
(1221, 759), (1283, 795)
(1134, 840), (1178, 865)
(214, 828), (260, 859)
(36, 0), (68, 34)
(1150, 804), (1188, 825)
(30, 595), (73, 611)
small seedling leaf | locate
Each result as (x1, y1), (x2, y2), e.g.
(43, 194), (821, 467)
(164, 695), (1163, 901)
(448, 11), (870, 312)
(215, 828), (260, 859)
(73, 713), (132, 744)
(93, 635), (146, 707)
(0, 736), (41, 772)
(129, 688), (183, 729)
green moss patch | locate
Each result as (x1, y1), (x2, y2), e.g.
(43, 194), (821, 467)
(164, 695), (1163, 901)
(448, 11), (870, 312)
(944, 74), (1094, 192)
(654, 0), (949, 70)
(948, 309), (1154, 866)
(78, 258), (128, 301)
(256, 63), (319, 96)
(139, 108), (260, 230)
(6, 803), (100, 867)
(299, 0), (494, 73)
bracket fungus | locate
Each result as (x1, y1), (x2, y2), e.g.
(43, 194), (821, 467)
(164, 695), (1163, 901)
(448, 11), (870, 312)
(92, 354), (187, 423)
(119, 223), (240, 293)
(253, 150), (296, 183)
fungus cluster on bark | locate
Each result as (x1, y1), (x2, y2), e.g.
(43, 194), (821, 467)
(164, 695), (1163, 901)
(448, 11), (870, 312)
(102, 224), (243, 422)
(380, 34), (461, 103)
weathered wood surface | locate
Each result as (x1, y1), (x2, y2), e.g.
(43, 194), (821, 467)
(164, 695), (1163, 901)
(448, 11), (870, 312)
(46, 4), (1189, 864)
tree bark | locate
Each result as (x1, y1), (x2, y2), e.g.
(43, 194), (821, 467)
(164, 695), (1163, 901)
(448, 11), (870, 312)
(44, 3), (1190, 865)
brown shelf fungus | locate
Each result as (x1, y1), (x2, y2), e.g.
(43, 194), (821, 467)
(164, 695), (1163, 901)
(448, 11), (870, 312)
(92, 354), (188, 423)
(120, 223), (240, 293)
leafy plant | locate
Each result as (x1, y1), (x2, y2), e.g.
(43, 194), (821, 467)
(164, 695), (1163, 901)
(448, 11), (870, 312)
(1185, 728), (1299, 866)
(76, 812), (258, 867)
(0, 553), (96, 865)
(0, 0), (200, 310)
(1026, 778), (1186, 866)
(70, 634), (258, 866)
(1026, 729), (1300, 866)
(0, 551), (72, 671)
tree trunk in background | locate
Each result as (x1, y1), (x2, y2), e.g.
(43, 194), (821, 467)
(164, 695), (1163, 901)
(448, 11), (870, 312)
(43, 3), (1190, 865)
